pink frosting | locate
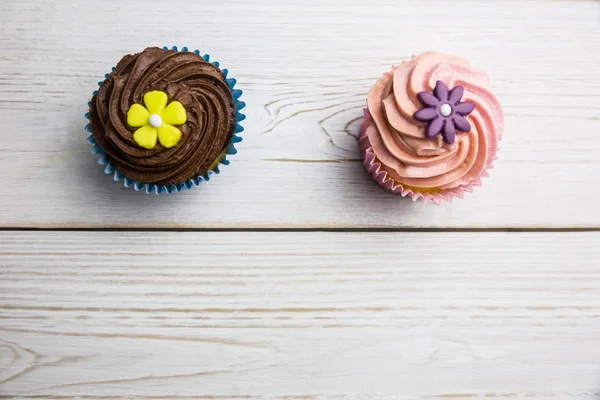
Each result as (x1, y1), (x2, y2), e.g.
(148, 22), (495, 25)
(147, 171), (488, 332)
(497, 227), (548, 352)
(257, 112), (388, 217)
(365, 52), (503, 190)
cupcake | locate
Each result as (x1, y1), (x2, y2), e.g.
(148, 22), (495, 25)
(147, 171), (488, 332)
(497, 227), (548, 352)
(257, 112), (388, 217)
(86, 46), (244, 194)
(360, 52), (503, 204)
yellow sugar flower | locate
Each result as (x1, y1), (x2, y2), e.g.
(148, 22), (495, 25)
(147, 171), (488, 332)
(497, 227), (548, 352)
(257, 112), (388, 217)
(127, 90), (187, 149)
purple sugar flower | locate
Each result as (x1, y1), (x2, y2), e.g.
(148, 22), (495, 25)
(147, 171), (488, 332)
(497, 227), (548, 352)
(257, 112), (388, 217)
(413, 80), (475, 144)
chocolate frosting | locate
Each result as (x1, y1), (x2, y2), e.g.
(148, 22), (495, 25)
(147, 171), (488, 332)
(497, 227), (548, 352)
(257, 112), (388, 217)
(89, 47), (236, 185)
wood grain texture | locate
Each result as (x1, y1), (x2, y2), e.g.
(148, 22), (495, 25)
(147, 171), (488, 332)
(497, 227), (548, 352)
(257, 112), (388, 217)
(1, 231), (599, 398)
(0, 0), (599, 228)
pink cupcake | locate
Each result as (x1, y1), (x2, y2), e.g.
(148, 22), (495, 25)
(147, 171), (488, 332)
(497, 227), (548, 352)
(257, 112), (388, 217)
(360, 52), (504, 205)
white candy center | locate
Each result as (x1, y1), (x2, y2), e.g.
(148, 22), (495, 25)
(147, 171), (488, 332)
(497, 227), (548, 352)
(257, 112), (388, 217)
(149, 114), (162, 128)
(440, 103), (452, 117)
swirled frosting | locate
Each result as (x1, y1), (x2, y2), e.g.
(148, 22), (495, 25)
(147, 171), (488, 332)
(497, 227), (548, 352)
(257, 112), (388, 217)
(365, 52), (503, 190)
(89, 47), (236, 185)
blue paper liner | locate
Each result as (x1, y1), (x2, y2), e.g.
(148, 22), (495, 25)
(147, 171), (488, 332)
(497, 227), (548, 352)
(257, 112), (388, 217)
(85, 46), (246, 194)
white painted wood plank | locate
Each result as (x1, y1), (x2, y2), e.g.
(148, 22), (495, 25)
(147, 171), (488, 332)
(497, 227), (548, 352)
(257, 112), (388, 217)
(0, 0), (599, 228)
(0, 231), (599, 398)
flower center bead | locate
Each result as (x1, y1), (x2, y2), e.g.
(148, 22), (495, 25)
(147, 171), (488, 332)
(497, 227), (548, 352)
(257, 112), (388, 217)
(440, 103), (452, 117)
(148, 114), (163, 128)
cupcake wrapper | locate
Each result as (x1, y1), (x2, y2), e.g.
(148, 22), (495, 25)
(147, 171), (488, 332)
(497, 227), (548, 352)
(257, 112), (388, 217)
(360, 108), (495, 205)
(84, 46), (246, 195)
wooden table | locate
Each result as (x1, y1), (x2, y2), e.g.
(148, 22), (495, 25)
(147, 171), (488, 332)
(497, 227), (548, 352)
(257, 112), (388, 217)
(1, 0), (599, 398)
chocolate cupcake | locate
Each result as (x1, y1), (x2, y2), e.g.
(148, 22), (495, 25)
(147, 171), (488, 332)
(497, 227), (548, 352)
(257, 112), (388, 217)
(85, 46), (245, 194)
